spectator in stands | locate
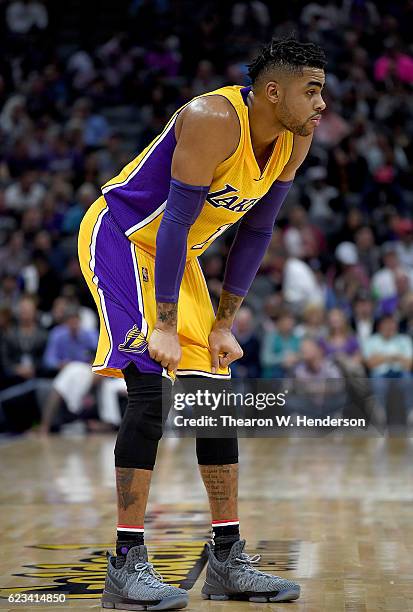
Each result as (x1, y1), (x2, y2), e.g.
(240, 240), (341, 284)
(4, 169), (46, 213)
(0, 274), (21, 315)
(395, 219), (413, 269)
(372, 242), (413, 301)
(351, 290), (376, 344)
(6, 0), (48, 35)
(319, 307), (361, 365)
(363, 313), (413, 423)
(1, 294), (46, 386)
(284, 204), (326, 259)
(39, 305), (124, 433)
(304, 165), (339, 230)
(0, 295), (47, 431)
(43, 305), (97, 373)
(232, 306), (261, 378)
(40, 305), (97, 430)
(363, 314), (413, 379)
(399, 292), (413, 336)
(261, 309), (301, 378)
(374, 38), (413, 85)
(289, 339), (345, 418)
(275, 249), (324, 314)
(354, 226), (381, 277)
(333, 241), (370, 311)
(296, 303), (327, 339)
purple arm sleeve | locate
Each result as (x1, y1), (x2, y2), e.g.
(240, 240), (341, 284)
(155, 178), (209, 303)
(222, 179), (293, 297)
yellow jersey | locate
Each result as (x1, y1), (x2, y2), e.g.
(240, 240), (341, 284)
(101, 85), (294, 259)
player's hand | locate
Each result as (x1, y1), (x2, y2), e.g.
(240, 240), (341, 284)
(208, 326), (243, 374)
(148, 327), (182, 374)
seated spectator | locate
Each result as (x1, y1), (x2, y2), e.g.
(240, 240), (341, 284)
(261, 309), (301, 378)
(399, 292), (413, 336)
(319, 307), (361, 366)
(363, 314), (412, 378)
(232, 306), (261, 378)
(395, 219), (413, 269)
(333, 242), (370, 311)
(1, 295), (47, 387)
(296, 303), (327, 339)
(4, 169), (46, 213)
(372, 242), (413, 300)
(289, 339), (345, 418)
(280, 250), (324, 314)
(351, 289), (376, 343)
(374, 38), (413, 85)
(304, 166), (339, 229)
(354, 225), (381, 277)
(62, 182), (98, 235)
(0, 295), (48, 431)
(283, 204), (326, 259)
(363, 314), (413, 424)
(40, 305), (124, 433)
(43, 305), (97, 373)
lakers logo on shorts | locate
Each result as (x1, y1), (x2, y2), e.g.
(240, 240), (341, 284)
(118, 325), (148, 354)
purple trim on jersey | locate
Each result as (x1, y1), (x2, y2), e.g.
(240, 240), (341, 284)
(240, 86), (252, 105)
(223, 179), (293, 297)
(103, 123), (177, 234)
(93, 212), (163, 375)
(155, 179), (209, 303)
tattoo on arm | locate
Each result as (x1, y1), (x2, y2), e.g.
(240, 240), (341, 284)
(216, 290), (243, 326)
(116, 467), (138, 511)
(156, 302), (178, 329)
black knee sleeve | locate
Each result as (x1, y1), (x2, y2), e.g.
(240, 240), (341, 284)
(114, 363), (171, 470)
(196, 436), (239, 465)
(180, 374), (239, 466)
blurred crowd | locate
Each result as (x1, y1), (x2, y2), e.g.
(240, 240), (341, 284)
(1, 0), (413, 433)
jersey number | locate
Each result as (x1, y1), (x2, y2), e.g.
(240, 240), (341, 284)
(191, 224), (232, 250)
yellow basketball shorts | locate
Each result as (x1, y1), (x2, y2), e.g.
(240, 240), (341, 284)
(78, 196), (230, 380)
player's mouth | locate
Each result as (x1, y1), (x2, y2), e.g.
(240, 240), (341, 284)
(310, 114), (322, 126)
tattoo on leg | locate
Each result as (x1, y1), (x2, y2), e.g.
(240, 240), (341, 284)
(200, 464), (238, 519)
(116, 467), (138, 511)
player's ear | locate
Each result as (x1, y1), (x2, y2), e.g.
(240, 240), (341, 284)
(265, 81), (280, 104)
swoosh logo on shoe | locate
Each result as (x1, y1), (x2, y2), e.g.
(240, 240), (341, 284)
(109, 571), (127, 591)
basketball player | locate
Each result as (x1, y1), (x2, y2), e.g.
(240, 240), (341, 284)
(78, 38), (326, 609)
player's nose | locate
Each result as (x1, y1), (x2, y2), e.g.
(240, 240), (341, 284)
(315, 96), (326, 113)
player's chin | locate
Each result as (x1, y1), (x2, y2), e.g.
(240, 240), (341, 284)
(291, 121), (314, 137)
(295, 124), (314, 137)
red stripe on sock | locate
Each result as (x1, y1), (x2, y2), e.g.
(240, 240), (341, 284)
(117, 524), (144, 529)
(211, 519), (239, 524)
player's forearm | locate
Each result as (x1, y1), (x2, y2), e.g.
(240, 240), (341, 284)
(154, 178), (208, 308)
(213, 290), (244, 330)
(155, 302), (178, 331)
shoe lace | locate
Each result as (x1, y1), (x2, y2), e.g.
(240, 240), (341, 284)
(134, 561), (164, 586)
(234, 552), (261, 572)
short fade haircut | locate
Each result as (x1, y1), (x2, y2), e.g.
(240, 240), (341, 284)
(248, 37), (326, 84)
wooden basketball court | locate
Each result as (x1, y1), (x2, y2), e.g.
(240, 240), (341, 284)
(0, 434), (412, 611)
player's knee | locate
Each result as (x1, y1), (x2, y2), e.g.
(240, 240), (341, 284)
(196, 436), (239, 465)
(114, 363), (172, 469)
(114, 400), (163, 469)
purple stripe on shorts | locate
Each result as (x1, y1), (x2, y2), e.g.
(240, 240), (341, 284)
(93, 211), (163, 376)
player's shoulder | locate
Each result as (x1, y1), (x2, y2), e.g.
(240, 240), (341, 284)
(183, 93), (239, 124)
(175, 93), (240, 149)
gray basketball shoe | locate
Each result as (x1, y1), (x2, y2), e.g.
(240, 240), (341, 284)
(201, 539), (300, 603)
(102, 545), (188, 610)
